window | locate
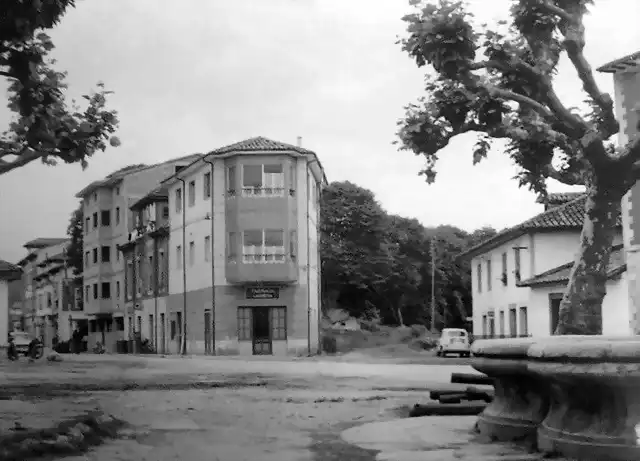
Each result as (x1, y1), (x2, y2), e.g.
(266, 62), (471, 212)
(101, 210), (111, 226)
(501, 252), (507, 286)
(149, 314), (154, 342)
(115, 317), (124, 331)
(101, 246), (110, 263)
(47, 292), (52, 307)
(93, 283), (98, 300)
(519, 306), (528, 336)
(92, 248), (98, 264)
(93, 192), (97, 201)
(116, 207), (121, 226)
(509, 307), (517, 337)
(101, 282), (111, 299)
(188, 180), (196, 207)
(85, 285), (90, 302)
(290, 230), (297, 260)
(85, 217), (90, 234)
(242, 229), (285, 263)
(271, 307), (287, 340)
(189, 241), (195, 266)
(85, 251), (90, 268)
(482, 315), (488, 336)
(204, 172), (211, 199)
(116, 281), (121, 298)
(170, 320), (176, 340)
(476, 263), (482, 293)
(514, 248), (521, 282)
(175, 188), (182, 213)
(242, 164), (284, 196)
(487, 259), (492, 291)
(237, 307), (251, 341)
(90, 320), (97, 333)
(148, 255), (154, 289)
(92, 212), (98, 228)
(204, 236), (211, 262)
(289, 162), (296, 195)
(499, 310), (505, 336)
(228, 232), (237, 262)
(116, 246), (120, 261)
(226, 166), (236, 195)
(116, 186), (121, 195)
(176, 245), (182, 269)
(175, 165), (186, 174)
(162, 206), (169, 219)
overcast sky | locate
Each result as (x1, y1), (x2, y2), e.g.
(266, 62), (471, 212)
(1, 0), (639, 263)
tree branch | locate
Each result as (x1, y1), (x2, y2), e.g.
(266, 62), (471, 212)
(537, 0), (618, 138)
(0, 149), (43, 174)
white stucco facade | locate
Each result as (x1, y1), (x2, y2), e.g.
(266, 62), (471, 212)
(0, 280), (8, 347)
(471, 228), (625, 338)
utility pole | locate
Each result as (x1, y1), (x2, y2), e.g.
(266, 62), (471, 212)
(430, 237), (436, 333)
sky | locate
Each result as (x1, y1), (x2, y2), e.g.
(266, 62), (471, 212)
(1, 0), (639, 263)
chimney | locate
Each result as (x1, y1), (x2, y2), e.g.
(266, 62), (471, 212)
(296, 136), (302, 147)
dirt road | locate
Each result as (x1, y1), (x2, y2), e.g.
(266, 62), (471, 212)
(1, 354), (474, 460)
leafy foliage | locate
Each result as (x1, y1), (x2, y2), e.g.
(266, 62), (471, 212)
(396, 0), (640, 335)
(0, 0), (120, 175)
(66, 202), (83, 276)
(320, 181), (495, 328)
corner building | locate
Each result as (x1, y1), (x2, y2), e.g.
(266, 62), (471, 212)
(162, 137), (326, 356)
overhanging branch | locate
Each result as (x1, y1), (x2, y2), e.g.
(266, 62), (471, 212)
(0, 148), (43, 174)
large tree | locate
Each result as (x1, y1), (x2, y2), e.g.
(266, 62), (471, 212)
(66, 202), (83, 276)
(397, 0), (637, 335)
(0, 0), (119, 175)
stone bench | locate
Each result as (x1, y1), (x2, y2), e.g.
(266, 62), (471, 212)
(527, 336), (640, 461)
(471, 337), (548, 442)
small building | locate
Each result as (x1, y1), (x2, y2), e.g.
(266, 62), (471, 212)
(161, 136), (326, 356)
(460, 193), (629, 338)
(0, 260), (22, 347)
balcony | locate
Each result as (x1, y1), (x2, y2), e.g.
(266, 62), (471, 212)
(226, 256), (297, 284)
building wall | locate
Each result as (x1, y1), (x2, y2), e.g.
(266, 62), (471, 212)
(0, 281), (8, 347)
(527, 275), (630, 337)
(471, 229), (623, 337)
(614, 68), (640, 333)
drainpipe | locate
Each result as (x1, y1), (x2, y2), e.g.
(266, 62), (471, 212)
(177, 178), (188, 356)
(202, 158), (216, 355)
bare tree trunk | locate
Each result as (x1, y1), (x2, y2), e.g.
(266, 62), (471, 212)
(397, 306), (404, 327)
(555, 187), (621, 335)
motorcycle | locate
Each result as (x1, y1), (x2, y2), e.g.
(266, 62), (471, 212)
(7, 337), (44, 361)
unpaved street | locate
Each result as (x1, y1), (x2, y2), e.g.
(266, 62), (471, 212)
(1, 355), (473, 460)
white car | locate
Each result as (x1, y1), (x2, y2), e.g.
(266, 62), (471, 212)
(436, 328), (471, 357)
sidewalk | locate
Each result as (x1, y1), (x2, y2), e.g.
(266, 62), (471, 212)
(341, 416), (545, 461)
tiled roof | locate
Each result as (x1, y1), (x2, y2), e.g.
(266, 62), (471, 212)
(0, 260), (22, 280)
(208, 136), (313, 156)
(597, 51), (640, 73)
(518, 245), (626, 287)
(23, 238), (68, 249)
(459, 195), (622, 259)
(130, 185), (169, 210)
(75, 154), (203, 198)
(540, 192), (585, 207)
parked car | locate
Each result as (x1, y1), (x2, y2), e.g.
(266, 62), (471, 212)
(9, 331), (33, 355)
(436, 328), (471, 357)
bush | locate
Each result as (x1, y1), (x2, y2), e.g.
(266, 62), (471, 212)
(410, 324), (428, 338)
(360, 320), (381, 332)
(411, 337), (438, 351)
(321, 334), (338, 354)
(54, 341), (71, 354)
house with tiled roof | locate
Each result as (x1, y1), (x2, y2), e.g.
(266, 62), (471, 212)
(0, 259), (22, 348)
(460, 192), (630, 339)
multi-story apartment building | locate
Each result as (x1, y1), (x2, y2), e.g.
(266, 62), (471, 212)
(16, 238), (82, 347)
(75, 154), (201, 352)
(161, 136), (326, 356)
(1, 260), (22, 348)
(118, 186), (170, 353)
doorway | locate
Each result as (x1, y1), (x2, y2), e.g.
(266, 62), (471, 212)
(252, 307), (272, 355)
(160, 313), (166, 354)
(549, 294), (563, 334)
(509, 308), (517, 337)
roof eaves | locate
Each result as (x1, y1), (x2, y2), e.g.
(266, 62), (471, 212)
(597, 51), (640, 73)
(160, 154), (205, 186)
